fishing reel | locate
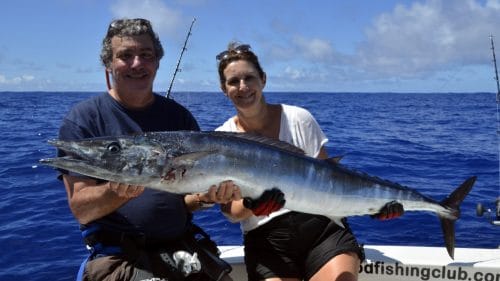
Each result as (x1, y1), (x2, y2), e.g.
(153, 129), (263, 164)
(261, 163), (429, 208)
(476, 197), (500, 226)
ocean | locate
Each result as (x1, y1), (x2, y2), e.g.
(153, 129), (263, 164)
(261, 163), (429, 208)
(0, 91), (498, 280)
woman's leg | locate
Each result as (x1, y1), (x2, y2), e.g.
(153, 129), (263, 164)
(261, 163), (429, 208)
(309, 252), (360, 281)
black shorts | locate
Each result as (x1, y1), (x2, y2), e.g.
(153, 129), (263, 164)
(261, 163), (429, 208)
(243, 212), (364, 281)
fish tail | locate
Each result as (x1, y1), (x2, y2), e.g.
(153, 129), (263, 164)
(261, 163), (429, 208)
(439, 176), (476, 259)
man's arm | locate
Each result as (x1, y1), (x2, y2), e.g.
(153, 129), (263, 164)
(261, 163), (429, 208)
(62, 174), (144, 225)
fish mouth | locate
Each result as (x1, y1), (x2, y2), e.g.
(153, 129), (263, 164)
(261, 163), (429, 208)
(46, 138), (110, 161)
(39, 151), (119, 183)
(47, 139), (85, 156)
(39, 137), (158, 186)
(39, 139), (96, 171)
(39, 154), (127, 185)
(39, 153), (94, 173)
(39, 155), (89, 166)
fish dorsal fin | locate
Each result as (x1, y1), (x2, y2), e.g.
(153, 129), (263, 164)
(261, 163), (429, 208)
(211, 131), (306, 155)
(326, 155), (344, 164)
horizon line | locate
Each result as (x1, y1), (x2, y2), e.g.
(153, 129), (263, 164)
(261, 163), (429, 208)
(0, 90), (496, 95)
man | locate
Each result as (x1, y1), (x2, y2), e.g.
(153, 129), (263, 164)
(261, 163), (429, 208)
(58, 18), (240, 281)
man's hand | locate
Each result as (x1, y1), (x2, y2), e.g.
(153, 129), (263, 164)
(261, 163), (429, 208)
(108, 182), (145, 199)
(372, 201), (404, 220)
(243, 188), (286, 216)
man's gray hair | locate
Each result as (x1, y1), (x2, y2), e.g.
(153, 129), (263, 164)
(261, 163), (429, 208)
(100, 18), (164, 68)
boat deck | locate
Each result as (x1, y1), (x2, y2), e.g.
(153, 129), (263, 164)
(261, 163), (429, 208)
(219, 245), (500, 281)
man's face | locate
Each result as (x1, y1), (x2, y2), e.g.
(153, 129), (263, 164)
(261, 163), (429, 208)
(108, 34), (159, 95)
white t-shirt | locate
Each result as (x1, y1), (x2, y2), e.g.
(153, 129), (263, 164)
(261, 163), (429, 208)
(216, 104), (328, 232)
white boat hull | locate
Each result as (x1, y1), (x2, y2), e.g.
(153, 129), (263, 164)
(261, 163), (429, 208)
(219, 245), (500, 281)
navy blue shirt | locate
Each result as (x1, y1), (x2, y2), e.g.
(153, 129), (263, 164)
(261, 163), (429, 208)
(58, 93), (200, 239)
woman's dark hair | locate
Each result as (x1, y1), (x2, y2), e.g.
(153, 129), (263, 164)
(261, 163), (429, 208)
(217, 42), (265, 85)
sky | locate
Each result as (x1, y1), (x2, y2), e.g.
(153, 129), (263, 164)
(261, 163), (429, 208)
(1, 0), (500, 93)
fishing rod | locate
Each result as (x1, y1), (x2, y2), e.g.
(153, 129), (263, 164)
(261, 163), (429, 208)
(491, 35), (500, 102)
(492, 35), (500, 226)
(166, 17), (196, 99)
(477, 35), (500, 226)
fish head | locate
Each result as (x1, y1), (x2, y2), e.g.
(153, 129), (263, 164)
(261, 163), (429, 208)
(40, 134), (168, 185)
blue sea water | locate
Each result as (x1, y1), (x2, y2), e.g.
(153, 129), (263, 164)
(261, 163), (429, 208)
(0, 91), (499, 280)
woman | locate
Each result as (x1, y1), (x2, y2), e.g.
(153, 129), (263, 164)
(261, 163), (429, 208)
(215, 42), (403, 281)
(215, 42), (366, 281)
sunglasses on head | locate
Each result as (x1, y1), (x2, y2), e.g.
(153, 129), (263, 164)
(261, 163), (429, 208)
(216, 44), (251, 61)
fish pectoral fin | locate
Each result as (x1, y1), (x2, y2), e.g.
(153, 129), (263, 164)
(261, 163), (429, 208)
(172, 150), (217, 165)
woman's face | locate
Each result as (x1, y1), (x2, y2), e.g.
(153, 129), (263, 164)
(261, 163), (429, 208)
(222, 60), (266, 110)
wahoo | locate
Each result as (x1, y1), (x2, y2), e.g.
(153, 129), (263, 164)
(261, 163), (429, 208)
(40, 131), (475, 259)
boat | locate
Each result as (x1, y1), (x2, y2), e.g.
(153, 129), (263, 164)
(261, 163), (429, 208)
(218, 245), (500, 281)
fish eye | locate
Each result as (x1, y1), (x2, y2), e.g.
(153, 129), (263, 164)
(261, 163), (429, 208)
(107, 142), (121, 153)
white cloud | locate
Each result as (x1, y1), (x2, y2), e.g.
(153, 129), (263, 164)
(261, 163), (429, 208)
(262, 36), (345, 67)
(0, 74), (35, 84)
(232, 0), (500, 92)
(489, 0), (500, 8)
(271, 65), (331, 90)
(110, 0), (184, 38)
(284, 66), (305, 80)
(292, 36), (337, 62)
(355, 0), (500, 78)
(23, 75), (34, 81)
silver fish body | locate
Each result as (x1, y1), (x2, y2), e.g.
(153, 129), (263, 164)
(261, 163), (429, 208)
(40, 131), (475, 258)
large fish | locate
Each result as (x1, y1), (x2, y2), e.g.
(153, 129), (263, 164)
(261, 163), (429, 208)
(40, 131), (475, 259)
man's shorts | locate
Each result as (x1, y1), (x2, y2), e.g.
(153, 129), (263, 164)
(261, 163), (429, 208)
(81, 225), (231, 281)
(83, 250), (169, 281)
(243, 212), (364, 281)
